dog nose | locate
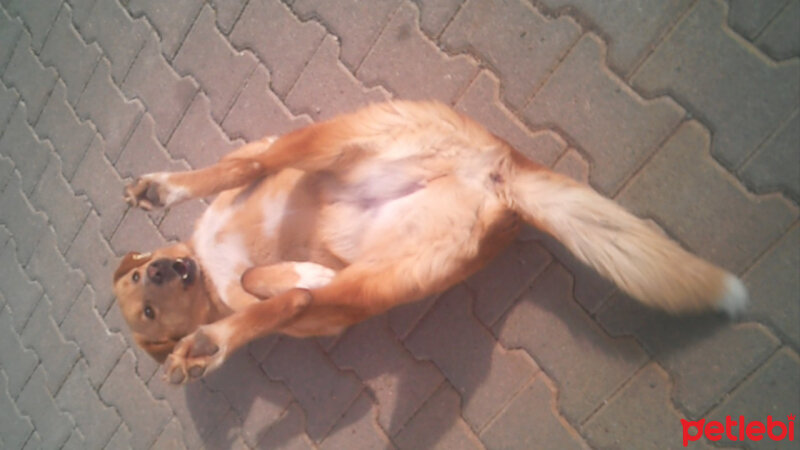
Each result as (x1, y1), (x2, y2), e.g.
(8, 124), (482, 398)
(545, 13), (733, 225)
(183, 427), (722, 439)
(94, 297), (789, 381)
(147, 259), (176, 285)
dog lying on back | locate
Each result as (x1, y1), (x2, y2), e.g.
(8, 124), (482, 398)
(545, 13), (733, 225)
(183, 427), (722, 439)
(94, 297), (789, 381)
(112, 100), (747, 384)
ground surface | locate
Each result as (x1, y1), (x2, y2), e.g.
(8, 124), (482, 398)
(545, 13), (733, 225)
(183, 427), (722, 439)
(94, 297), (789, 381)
(0, 0), (798, 449)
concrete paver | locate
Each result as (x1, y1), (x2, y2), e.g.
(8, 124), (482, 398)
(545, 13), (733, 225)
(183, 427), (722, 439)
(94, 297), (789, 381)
(0, 0), (797, 448)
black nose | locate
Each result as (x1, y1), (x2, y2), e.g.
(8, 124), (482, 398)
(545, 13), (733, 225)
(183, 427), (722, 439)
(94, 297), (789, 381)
(147, 259), (176, 285)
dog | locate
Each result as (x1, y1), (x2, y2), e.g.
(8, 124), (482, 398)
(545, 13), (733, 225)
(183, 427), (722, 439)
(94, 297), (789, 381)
(112, 100), (747, 384)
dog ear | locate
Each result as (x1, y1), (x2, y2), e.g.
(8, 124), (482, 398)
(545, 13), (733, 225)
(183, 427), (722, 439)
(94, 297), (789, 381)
(133, 333), (176, 364)
(113, 252), (152, 283)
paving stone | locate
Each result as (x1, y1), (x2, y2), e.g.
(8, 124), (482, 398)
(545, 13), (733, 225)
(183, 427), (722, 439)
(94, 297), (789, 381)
(631, 0), (800, 168)
(523, 34), (684, 195)
(743, 225), (800, 348)
(0, 371), (34, 450)
(20, 296), (81, 394)
(319, 392), (394, 449)
(16, 366), (74, 450)
(207, 0), (247, 34)
(0, 80), (19, 134)
(77, 0), (150, 84)
(65, 211), (117, 313)
(115, 112), (189, 179)
(357, 2), (478, 103)
(0, 240), (44, 332)
(40, 7), (101, 107)
(126, 0), (204, 59)
(0, 7), (23, 72)
(331, 316), (444, 435)
(222, 65), (312, 142)
(292, 0), (401, 70)
(405, 285), (539, 431)
(0, 178), (48, 267)
(0, 305), (38, 398)
(61, 430), (87, 450)
(2, 32), (57, 126)
(167, 92), (240, 170)
(157, 199), (207, 243)
(173, 5), (256, 125)
(495, 263), (648, 424)
(464, 239), (552, 328)
(584, 363), (715, 450)
(740, 108), (800, 203)
(203, 350), (294, 448)
(122, 37), (198, 144)
(708, 347), (800, 449)
(415, 0), (463, 38)
(455, 70), (566, 167)
(727, 0), (788, 40)
(20, 432), (41, 450)
(286, 35), (389, 121)
(31, 155), (91, 252)
(6, 0), (61, 52)
(256, 402), (316, 450)
(229, 0), (326, 98)
(27, 231), (85, 324)
(481, 375), (588, 449)
(65, 0), (98, 28)
(70, 137), (128, 240)
(99, 350), (173, 450)
(616, 120), (798, 274)
(75, 58), (144, 161)
(60, 285), (127, 389)
(393, 382), (483, 450)
(0, 104), (52, 196)
(33, 80), (94, 180)
(102, 298), (162, 381)
(55, 360), (121, 449)
(553, 148), (590, 183)
(442, 0), (580, 110)
(387, 294), (438, 340)
(110, 209), (168, 257)
(263, 337), (364, 441)
(151, 417), (188, 450)
(756, 0), (800, 60)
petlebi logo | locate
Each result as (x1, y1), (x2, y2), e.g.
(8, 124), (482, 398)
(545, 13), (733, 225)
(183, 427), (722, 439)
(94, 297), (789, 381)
(681, 414), (796, 447)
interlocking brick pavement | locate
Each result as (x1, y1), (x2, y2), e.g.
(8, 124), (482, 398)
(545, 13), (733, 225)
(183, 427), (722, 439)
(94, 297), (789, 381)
(0, 1), (797, 448)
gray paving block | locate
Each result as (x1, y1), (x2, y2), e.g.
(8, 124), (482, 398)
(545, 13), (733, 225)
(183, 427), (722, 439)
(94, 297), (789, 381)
(0, 305), (38, 398)
(115, 112), (189, 179)
(15, 366), (75, 450)
(442, 0), (580, 110)
(405, 285), (539, 431)
(157, 198), (206, 243)
(263, 338), (364, 441)
(65, 212), (117, 313)
(229, 0), (325, 98)
(393, 383), (483, 450)
(0, 7), (23, 75)
(291, 0), (401, 70)
(150, 418), (188, 450)
(553, 148), (590, 183)
(55, 360), (121, 449)
(740, 109), (799, 202)
(0, 103), (51, 197)
(756, 0), (800, 60)
(102, 299), (161, 381)
(75, 58), (144, 161)
(61, 430), (87, 450)
(109, 209), (167, 260)
(387, 294), (438, 340)
(455, 71), (566, 167)
(727, 0), (789, 40)
(286, 35), (389, 121)
(31, 155), (91, 252)
(538, 0), (694, 75)
(616, 120), (797, 273)
(255, 402), (316, 450)
(126, 0), (203, 60)
(173, 5), (257, 124)
(99, 350), (173, 450)
(631, 0), (800, 168)
(0, 240), (44, 332)
(524, 33), (684, 195)
(0, 370), (34, 450)
(0, 80), (19, 135)
(495, 263), (648, 425)
(0, 176), (48, 267)
(415, 0), (463, 38)
(481, 375), (588, 450)
(331, 316), (444, 435)
(59, 285), (127, 389)
(167, 92), (239, 170)
(319, 392), (394, 450)
(27, 231), (85, 324)
(65, 0), (97, 28)
(20, 295), (80, 394)
(122, 37), (198, 144)
(207, 0), (247, 35)
(357, 2), (478, 103)
(33, 80), (94, 181)
(6, 0), (61, 52)
(222, 65), (311, 142)
(743, 225), (800, 348)
(104, 422), (133, 450)
(39, 4), (102, 107)
(1, 31), (57, 125)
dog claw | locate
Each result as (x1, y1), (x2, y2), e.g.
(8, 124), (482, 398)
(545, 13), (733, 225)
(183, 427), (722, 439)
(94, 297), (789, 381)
(163, 326), (226, 384)
(188, 365), (206, 379)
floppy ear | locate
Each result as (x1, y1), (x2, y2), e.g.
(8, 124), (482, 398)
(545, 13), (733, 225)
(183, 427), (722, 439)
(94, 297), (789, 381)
(133, 333), (177, 364)
(113, 252), (152, 283)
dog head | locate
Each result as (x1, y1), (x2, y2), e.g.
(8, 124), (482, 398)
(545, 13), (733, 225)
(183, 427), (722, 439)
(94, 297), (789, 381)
(113, 243), (214, 363)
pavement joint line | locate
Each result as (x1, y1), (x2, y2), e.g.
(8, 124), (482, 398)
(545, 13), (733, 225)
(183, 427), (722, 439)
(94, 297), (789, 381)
(734, 107), (799, 177)
(750, 0), (793, 42)
(578, 358), (655, 427)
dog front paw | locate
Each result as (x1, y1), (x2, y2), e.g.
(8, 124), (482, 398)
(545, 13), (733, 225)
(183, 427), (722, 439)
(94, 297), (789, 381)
(124, 174), (185, 210)
(164, 325), (228, 384)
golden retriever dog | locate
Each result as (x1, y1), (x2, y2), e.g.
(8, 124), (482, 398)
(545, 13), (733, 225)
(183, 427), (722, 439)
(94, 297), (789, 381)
(113, 100), (747, 384)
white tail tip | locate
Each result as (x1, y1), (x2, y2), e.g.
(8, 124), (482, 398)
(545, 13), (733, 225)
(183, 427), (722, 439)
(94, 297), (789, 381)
(717, 274), (748, 317)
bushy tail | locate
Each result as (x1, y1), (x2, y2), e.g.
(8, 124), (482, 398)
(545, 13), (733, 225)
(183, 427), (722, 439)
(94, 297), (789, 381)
(505, 160), (747, 315)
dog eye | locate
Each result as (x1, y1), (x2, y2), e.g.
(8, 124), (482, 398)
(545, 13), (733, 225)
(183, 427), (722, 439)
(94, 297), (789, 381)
(132, 271), (140, 283)
(143, 305), (155, 320)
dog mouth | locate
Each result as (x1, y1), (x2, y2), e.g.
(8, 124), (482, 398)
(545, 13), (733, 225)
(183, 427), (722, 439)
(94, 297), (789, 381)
(172, 258), (196, 286)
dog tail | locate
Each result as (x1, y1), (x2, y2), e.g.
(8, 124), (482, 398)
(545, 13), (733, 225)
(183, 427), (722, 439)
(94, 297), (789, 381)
(503, 154), (747, 315)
